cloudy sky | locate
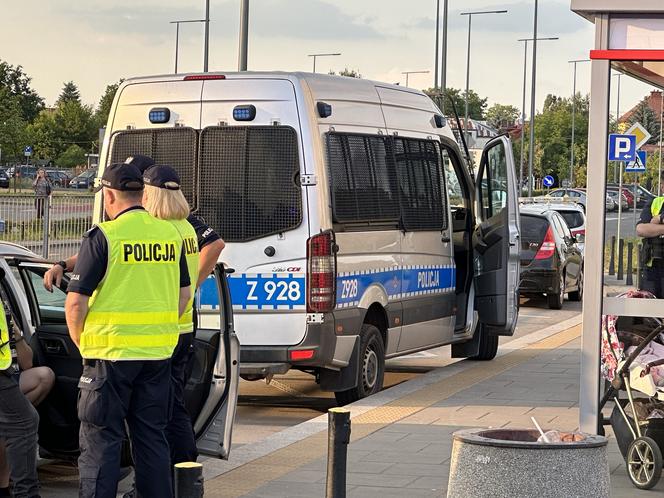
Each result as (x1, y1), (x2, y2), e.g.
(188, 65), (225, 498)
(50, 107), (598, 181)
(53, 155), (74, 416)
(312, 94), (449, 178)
(0, 0), (655, 115)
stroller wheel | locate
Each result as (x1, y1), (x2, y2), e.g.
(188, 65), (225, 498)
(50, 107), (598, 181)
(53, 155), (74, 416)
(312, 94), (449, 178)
(627, 436), (662, 490)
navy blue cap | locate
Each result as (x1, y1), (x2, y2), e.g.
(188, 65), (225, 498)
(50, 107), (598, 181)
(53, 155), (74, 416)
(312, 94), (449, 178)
(124, 154), (155, 174)
(143, 165), (181, 190)
(94, 163), (144, 192)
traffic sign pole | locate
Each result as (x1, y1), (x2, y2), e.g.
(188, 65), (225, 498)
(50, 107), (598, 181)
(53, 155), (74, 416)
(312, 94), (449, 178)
(617, 162), (623, 251)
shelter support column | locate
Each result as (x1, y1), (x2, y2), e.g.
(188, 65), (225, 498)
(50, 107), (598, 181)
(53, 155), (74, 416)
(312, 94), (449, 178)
(579, 14), (610, 434)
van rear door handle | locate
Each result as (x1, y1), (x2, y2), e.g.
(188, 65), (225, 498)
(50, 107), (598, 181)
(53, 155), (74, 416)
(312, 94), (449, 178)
(441, 236), (451, 243)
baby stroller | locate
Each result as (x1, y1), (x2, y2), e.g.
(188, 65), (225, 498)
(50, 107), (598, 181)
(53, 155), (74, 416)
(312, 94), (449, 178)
(600, 290), (664, 490)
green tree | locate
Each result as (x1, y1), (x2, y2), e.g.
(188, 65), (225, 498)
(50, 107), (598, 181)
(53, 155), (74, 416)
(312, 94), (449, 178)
(0, 87), (28, 163)
(629, 97), (660, 145)
(57, 81), (81, 106)
(95, 79), (124, 128)
(486, 104), (520, 131)
(57, 144), (86, 169)
(0, 60), (44, 122)
(423, 87), (487, 120)
(329, 68), (361, 78)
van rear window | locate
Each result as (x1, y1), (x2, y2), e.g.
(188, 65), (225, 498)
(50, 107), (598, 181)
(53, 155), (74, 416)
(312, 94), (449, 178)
(107, 128), (198, 208)
(197, 126), (302, 242)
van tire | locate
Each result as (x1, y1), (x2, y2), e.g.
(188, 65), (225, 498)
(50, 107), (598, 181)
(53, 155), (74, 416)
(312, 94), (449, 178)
(468, 323), (499, 361)
(334, 324), (385, 406)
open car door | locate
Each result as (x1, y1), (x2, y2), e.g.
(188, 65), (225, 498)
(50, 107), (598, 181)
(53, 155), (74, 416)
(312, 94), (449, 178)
(14, 260), (239, 460)
(473, 135), (520, 336)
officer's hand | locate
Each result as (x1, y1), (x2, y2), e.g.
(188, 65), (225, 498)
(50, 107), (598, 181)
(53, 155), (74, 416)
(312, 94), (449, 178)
(652, 217), (662, 225)
(43, 265), (64, 292)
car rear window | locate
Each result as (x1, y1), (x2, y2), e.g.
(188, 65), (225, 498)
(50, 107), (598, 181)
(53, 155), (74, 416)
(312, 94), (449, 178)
(520, 214), (549, 260)
(558, 210), (584, 229)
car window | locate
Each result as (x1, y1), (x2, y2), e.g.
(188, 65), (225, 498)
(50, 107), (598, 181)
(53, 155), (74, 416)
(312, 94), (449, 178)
(552, 213), (572, 239)
(568, 190), (580, 198)
(549, 190), (563, 197)
(558, 210), (584, 229)
(478, 140), (508, 220)
(23, 268), (66, 324)
(441, 148), (466, 210)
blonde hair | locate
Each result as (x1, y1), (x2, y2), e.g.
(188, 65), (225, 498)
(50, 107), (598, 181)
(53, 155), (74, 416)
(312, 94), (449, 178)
(142, 184), (190, 220)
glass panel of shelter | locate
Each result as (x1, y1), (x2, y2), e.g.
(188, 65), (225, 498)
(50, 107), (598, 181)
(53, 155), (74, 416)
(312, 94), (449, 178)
(601, 63), (664, 320)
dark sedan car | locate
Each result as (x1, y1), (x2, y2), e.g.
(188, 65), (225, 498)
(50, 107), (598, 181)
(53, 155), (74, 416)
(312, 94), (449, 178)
(0, 169), (9, 188)
(68, 168), (97, 189)
(519, 204), (584, 309)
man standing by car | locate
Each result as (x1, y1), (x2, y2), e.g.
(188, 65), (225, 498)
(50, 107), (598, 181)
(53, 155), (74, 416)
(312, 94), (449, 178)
(0, 281), (41, 498)
(636, 172), (664, 297)
(65, 163), (190, 498)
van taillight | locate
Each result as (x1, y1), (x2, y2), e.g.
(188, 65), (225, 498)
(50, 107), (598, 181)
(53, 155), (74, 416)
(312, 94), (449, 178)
(183, 74), (226, 81)
(535, 227), (556, 260)
(306, 231), (336, 313)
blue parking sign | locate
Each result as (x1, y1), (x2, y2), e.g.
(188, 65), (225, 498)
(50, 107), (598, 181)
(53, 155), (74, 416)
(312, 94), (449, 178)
(608, 134), (636, 161)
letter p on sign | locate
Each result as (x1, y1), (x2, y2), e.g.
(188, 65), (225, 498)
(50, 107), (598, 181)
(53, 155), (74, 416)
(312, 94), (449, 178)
(608, 134), (637, 162)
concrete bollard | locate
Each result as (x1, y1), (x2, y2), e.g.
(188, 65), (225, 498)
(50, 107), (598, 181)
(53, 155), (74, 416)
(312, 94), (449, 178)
(174, 462), (204, 498)
(626, 242), (634, 286)
(617, 238), (624, 281)
(608, 235), (616, 276)
(326, 407), (351, 498)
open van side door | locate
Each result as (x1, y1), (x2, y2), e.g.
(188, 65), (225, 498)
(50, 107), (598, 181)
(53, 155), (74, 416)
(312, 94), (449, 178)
(473, 136), (520, 336)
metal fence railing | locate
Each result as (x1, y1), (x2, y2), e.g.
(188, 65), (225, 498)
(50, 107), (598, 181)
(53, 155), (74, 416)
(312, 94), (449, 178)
(0, 194), (95, 260)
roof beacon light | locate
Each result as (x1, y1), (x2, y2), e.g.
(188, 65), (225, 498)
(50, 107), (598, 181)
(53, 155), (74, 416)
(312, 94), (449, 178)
(149, 108), (170, 124)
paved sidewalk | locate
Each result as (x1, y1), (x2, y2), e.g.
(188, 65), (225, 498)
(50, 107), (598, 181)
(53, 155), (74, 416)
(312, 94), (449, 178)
(204, 322), (664, 497)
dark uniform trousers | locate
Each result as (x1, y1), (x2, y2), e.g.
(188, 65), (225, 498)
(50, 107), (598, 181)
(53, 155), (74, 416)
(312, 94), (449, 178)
(77, 359), (172, 498)
(166, 332), (198, 464)
(0, 374), (40, 498)
(640, 263), (664, 298)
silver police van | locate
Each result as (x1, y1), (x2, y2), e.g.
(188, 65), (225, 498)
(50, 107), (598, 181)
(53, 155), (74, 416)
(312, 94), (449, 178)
(96, 72), (520, 404)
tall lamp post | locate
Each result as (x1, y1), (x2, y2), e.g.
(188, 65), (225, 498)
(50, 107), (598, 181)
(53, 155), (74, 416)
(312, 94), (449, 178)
(568, 59), (590, 187)
(204, 0), (210, 71)
(440, 0), (449, 98)
(170, 19), (206, 74)
(238, 0), (249, 71)
(460, 9), (507, 140)
(434, 0), (440, 89)
(527, 0), (539, 197)
(308, 53), (341, 73)
(402, 70), (430, 88)
(518, 36), (558, 193)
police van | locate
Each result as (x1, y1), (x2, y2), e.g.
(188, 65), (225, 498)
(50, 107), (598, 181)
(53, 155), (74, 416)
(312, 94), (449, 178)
(96, 72), (520, 404)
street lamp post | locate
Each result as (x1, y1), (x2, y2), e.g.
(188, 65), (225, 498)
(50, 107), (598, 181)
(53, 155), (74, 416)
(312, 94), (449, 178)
(401, 70), (430, 88)
(308, 53), (341, 73)
(527, 0), (538, 197)
(518, 36), (558, 194)
(568, 59), (590, 187)
(434, 0), (440, 89)
(659, 95), (663, 195)
(238, 0), (249, 71)
(460, 9), (507, 141)
(204, 0), (210, 71)
(441, 0), (449, 98)
(170, 19), (207, 73)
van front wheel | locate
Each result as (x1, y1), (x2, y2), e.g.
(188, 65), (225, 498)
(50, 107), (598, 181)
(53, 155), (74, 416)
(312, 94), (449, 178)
(335, 324), (385, 406)
(468, 323), (499, 361)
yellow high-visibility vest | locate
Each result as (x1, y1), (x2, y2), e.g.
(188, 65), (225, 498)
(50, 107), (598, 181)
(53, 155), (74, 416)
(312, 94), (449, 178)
(0, 305), (11, 371)
(651, 197), (664, 217)
(79, 209), (183, 360)
(170, 218), (199, 334)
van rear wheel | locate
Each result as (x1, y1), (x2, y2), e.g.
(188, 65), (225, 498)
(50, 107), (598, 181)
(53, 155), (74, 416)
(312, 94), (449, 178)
(468, 322), (499, 361)
(335, 324), (385, 406)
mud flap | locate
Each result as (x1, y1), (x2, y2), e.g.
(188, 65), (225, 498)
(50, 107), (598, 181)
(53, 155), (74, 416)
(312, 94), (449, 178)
(451, 333), (481, 358)
(320, 337), (360, 392)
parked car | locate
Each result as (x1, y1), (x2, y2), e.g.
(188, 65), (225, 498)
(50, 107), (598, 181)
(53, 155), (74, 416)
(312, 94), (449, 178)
(519, 204), (584, 309)
(606, 190), (628, 211)
(521, 198), (586, 252)
(0, 242), (239, 463)
(606, 186), (635, 207)
(8, 165), (38, 180)
(68, 169), (97, 189)
(547, 188), (587, 211)
(607, 183), (654, 208)
(0, 169), (9, 188)
(45, 170), (71, 188)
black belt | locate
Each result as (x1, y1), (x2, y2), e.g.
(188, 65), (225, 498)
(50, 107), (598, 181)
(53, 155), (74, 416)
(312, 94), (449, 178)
(82, 359), (97, 367)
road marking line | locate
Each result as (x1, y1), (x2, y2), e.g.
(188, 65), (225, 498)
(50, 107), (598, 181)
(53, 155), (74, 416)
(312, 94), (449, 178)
(204, 325), (581, 497)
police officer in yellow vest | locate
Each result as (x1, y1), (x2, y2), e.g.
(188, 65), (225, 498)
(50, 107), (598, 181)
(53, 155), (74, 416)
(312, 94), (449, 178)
(636, 189), (664, 297)
(65, 163), (191, 498)
(0, 279), (41, 498)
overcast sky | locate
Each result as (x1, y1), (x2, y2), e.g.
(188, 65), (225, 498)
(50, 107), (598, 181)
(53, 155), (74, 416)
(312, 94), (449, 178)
(0, 0), (655, 116)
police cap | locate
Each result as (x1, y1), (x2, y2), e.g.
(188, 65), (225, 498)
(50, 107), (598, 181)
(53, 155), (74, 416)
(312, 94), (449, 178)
(94, 163), (144, 192)
(124, 154), (155, 174)
(143, 165), (181, 191)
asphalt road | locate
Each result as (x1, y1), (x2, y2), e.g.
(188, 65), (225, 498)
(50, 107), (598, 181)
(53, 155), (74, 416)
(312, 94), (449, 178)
(604, 206), (640, 241)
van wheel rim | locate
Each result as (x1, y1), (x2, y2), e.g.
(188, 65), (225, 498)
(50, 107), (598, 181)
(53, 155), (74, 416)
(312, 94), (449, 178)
(559, 275), (565, 302)
(363, 347), (378, 391)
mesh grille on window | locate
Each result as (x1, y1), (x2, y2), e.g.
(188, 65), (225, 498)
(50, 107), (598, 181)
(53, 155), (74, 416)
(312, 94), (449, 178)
(327, 133), (399, 224)
(107, 128), (198, 209)
(393, 137), (446, 230)
(198, 126), (302, 242)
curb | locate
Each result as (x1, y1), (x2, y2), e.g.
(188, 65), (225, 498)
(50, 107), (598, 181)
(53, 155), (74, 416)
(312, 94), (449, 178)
(201, 313), (583, 480)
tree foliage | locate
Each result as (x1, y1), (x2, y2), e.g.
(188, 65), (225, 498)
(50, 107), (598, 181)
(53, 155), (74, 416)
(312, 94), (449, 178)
(628, 97), (660, 145)
(57, 144), (87, 169)
(0, 60), (44, 122)
(486, 103), (520, 131)
(95, 80), (123, 128)
(0, 87), (28, 162)
(57, 81), (81, 106)
(423, 87), (487, 120)
(329, 68), (361, 78)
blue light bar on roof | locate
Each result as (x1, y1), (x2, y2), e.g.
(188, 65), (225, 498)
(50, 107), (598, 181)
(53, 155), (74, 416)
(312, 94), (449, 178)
(233, 105), (256, 121)
(149, 107), (171, 124)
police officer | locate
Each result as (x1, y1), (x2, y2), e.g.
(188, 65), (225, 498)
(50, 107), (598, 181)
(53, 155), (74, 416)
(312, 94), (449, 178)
(65, 163), (191, 498)
(0, 274), (40, 498)
(636, 177), (664, 297)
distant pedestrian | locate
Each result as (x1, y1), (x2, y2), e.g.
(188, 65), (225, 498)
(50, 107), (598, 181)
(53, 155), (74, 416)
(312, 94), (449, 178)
(32, 169), (51, 220)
